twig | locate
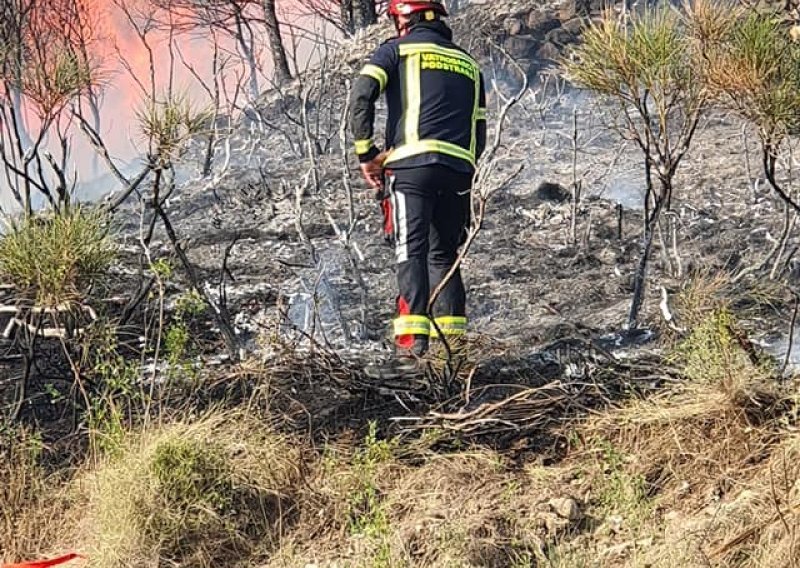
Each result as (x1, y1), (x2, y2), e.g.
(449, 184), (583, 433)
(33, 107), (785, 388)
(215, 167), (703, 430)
(781, 293), (799, 376)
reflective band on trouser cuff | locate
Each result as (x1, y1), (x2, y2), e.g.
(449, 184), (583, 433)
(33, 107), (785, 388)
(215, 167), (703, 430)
(360, 64), (388, 92)
(430, 316), (467, 338)
(394, 315), (431, 336)
(355, 139), (373, 154)
(384, 139), (475, 166)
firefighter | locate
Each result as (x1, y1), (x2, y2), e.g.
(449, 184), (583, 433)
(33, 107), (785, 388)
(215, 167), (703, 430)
(350, 0), (487, 371)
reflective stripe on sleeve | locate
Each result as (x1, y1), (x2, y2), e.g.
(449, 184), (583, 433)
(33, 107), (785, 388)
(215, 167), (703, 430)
(360, 64), (388, 92)
(355, 139), (374, 154)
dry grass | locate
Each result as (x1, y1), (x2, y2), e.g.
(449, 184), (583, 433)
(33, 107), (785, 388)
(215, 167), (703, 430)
(638, 433), (800, 568)
(79, 411), (302, 568)
(585, 290), (783, 504)
(268, 447), (571, 568)
(569, 272), (798, 566)
(0, 428), (76, 564)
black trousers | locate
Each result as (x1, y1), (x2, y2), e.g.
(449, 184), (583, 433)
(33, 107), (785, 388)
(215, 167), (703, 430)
(386, 164), (472, 347)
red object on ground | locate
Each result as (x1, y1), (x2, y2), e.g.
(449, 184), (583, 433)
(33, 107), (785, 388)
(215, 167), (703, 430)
(2, 553), (86, 568)
(396, 295), (415, 349)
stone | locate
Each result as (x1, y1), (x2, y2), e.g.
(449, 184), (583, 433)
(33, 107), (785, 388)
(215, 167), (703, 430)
(526, 11), (563, 38)
(535, 41), (562, 64)
(504, 17), (526, 36)
(574, 0), (607, 17)
(559, 0), (579, 20)
(562, 16), (585, 36)
(541, 511), (571, 535)
(504, 36), (540, 60)
(549, 496), (582, 521)
(546, 26), (578, 47)
(536, 181), (571, 203)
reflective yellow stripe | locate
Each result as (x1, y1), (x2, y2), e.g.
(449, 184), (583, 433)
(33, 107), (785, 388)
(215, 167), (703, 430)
(435, 316), (467, 328)
(470, 73), (480, 158)
(476, 108), (487, 120)
(384, 139), (475, 166)
(399, 43), (476, 65)
(394, 315), (431, 336)
(360, 64), (388, 92)
(404, 54), (421, 144)
(431, 316), (467, 337)
(355, 139), (373, 154)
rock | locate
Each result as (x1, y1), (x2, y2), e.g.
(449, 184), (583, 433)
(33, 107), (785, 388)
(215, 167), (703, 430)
(546, 26), (578, 47)
(549, 496), (582, 521)
(562, 16), (585, 36)
(526, 11), (563, 38)
(572, 0), (607, 17)
(536, 181), (571, 203)
(604, 514), (624, 535)
(535, 41), (562, 64)
(541, 511), (571, 535)
(504, 17), (526, 36)
(504, 36), (540, 60)
(559, 0), (579, 20)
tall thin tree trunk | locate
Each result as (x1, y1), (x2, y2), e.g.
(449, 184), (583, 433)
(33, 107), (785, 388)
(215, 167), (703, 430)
(354, 0), (376, 30)
(263, 0), (291, 84)
(628, 178), (669, 328)
(233, 14), (260, 101)
(341, 0), (355, 35)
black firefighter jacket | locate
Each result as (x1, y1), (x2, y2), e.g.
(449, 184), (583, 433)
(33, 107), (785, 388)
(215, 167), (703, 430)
(350, 21), (487, 174)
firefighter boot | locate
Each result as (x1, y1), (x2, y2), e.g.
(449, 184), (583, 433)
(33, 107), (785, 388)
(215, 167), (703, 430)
(364, 336), (428, 380)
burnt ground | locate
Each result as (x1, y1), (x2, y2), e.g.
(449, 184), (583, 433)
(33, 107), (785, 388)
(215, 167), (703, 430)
(8, 70), (797, 458)
(75, 80), (789, 460)
(153, 89), (796, 360)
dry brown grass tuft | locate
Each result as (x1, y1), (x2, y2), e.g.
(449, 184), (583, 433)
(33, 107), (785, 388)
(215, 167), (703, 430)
(79, 411), (302, 568)
(0, 428), (77, 564)
(586, 378), (782, 508)
(638, 433), (800, 567)
(269, 448), (569, 568)
(673, 270), (731, 330)
(585, 295), (785, 509)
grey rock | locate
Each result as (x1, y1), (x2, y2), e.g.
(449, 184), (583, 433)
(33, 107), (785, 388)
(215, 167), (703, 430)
(526, 11), (563, 38)
(562, 16), (585, 36)
(546, 26), (578, 47)
(504, 16), (526, 36)
(504, 36), (540, 60)
(541, 511), (571, 535)
(549, 496), (582, 521)
(536, 41), (563, 64)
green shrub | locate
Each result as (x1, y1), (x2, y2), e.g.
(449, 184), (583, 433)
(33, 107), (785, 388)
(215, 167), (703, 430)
(675, 307), (769, 385)
(0, 206), (116, 305)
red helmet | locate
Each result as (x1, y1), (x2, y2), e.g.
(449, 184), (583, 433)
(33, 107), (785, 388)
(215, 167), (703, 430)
(387, 0), (448, 17)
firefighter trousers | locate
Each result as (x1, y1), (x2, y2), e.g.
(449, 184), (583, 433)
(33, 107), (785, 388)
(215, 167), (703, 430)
(386, 164), (472, 350)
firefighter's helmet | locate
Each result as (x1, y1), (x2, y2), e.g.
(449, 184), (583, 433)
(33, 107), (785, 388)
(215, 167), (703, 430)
(387, 0), (448, 17)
